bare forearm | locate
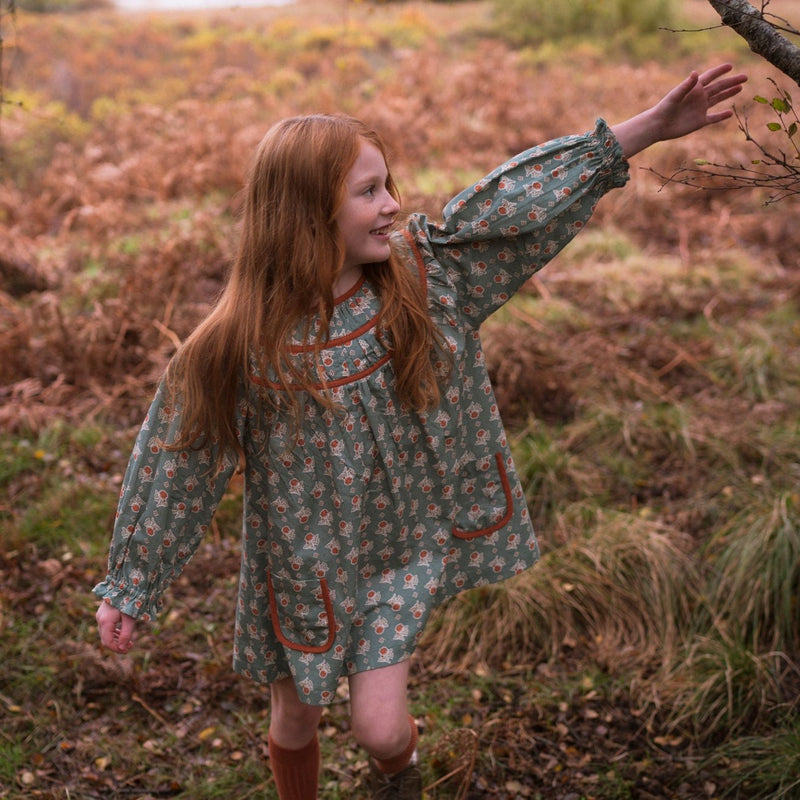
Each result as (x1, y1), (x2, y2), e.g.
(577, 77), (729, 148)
(611, 109), (662, 160)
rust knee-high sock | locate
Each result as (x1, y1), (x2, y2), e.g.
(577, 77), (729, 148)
(268, 732), (320, 800)
(373, 714), (419, 776)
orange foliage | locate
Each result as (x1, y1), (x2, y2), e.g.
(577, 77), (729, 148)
(1, 1), (793, 436)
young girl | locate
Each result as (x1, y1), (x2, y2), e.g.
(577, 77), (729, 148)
(95, 64), (746, 800)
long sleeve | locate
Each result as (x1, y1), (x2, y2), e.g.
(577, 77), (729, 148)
(93, 379), (239, 620)
(405, 119), (629, 326)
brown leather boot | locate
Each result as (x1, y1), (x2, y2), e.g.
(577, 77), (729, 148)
(369, 758), (422, 800)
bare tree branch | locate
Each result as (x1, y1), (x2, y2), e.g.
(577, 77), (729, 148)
(649, 102), (800, 203)
(706, 0), (800, 86)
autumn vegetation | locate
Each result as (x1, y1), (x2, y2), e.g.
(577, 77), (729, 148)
(1, 0), (799, 798)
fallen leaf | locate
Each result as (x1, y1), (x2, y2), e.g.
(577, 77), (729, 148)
(198, 726), (216, 741)
(19, 771), (36, 786)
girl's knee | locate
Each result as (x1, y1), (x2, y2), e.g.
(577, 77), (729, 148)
(351, 708), (411, 759)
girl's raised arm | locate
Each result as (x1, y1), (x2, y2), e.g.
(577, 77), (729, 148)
(611, 63), (747, 159)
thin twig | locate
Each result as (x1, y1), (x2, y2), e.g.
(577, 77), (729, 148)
(131, 692), (171, 728)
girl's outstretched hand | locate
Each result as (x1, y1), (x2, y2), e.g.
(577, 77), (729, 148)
(96, 601), (138, 654)
(612, 63), (748, 159)
(653, 63), (748, 141)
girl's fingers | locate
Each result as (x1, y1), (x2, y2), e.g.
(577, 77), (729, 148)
(662, 71), (699, 107)
(96, 604), (118, 648)
(705, 73), (748, 98)
(706, 109), (735, 124)
(709, 85), (745, 106)
(698, 62), (734, 86)
(117, 615), (136, 652)
(96, 603), (136, 653)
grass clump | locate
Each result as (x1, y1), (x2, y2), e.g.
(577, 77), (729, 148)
(703, 491), (800, 653)
(707, 723), (800, 799)
(658, 634), (796, 743)
(15, 481), (115, 558)
(421, 507), (693, 670)
(511, 425), (601, 528)
(0, 436), (46, 490)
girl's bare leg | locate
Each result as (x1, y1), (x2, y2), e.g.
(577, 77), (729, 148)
(349, 660), (417, 763)
(269, 675), (323, 748)
(268, 676), (323, 800)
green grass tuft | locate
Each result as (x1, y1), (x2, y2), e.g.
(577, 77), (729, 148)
(703, 491), (800, 653)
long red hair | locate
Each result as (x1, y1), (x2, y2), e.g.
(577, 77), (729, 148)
(164, 114), (449, 466)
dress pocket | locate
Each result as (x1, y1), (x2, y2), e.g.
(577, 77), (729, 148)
(268, 573), (336, 653)
(452, 452), (514, 540)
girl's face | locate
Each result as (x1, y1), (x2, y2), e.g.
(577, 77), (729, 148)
(334, 139), (400, 289)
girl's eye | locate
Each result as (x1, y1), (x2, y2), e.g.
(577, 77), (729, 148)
(364, 186), (375, 196)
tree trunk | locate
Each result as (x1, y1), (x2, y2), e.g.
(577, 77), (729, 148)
(707, 0), (800, 86)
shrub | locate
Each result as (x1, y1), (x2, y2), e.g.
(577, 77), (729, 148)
(3, 94), (91, 188)
(493, 0), (677, 48)
(15, 0), (110, 12)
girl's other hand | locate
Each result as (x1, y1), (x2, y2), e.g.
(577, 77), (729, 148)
(96, 602), (138, 654)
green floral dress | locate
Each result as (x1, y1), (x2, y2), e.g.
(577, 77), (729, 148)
(94, 120), (629, 705)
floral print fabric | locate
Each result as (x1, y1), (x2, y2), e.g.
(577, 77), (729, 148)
(94, 120), (629, 705)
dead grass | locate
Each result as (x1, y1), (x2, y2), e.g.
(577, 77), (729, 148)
(420, 508), (695, 672)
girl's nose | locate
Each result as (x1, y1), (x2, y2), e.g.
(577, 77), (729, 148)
(382, 191), (401, 216)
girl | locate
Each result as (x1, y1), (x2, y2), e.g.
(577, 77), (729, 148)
(95, 64), (746, 800)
